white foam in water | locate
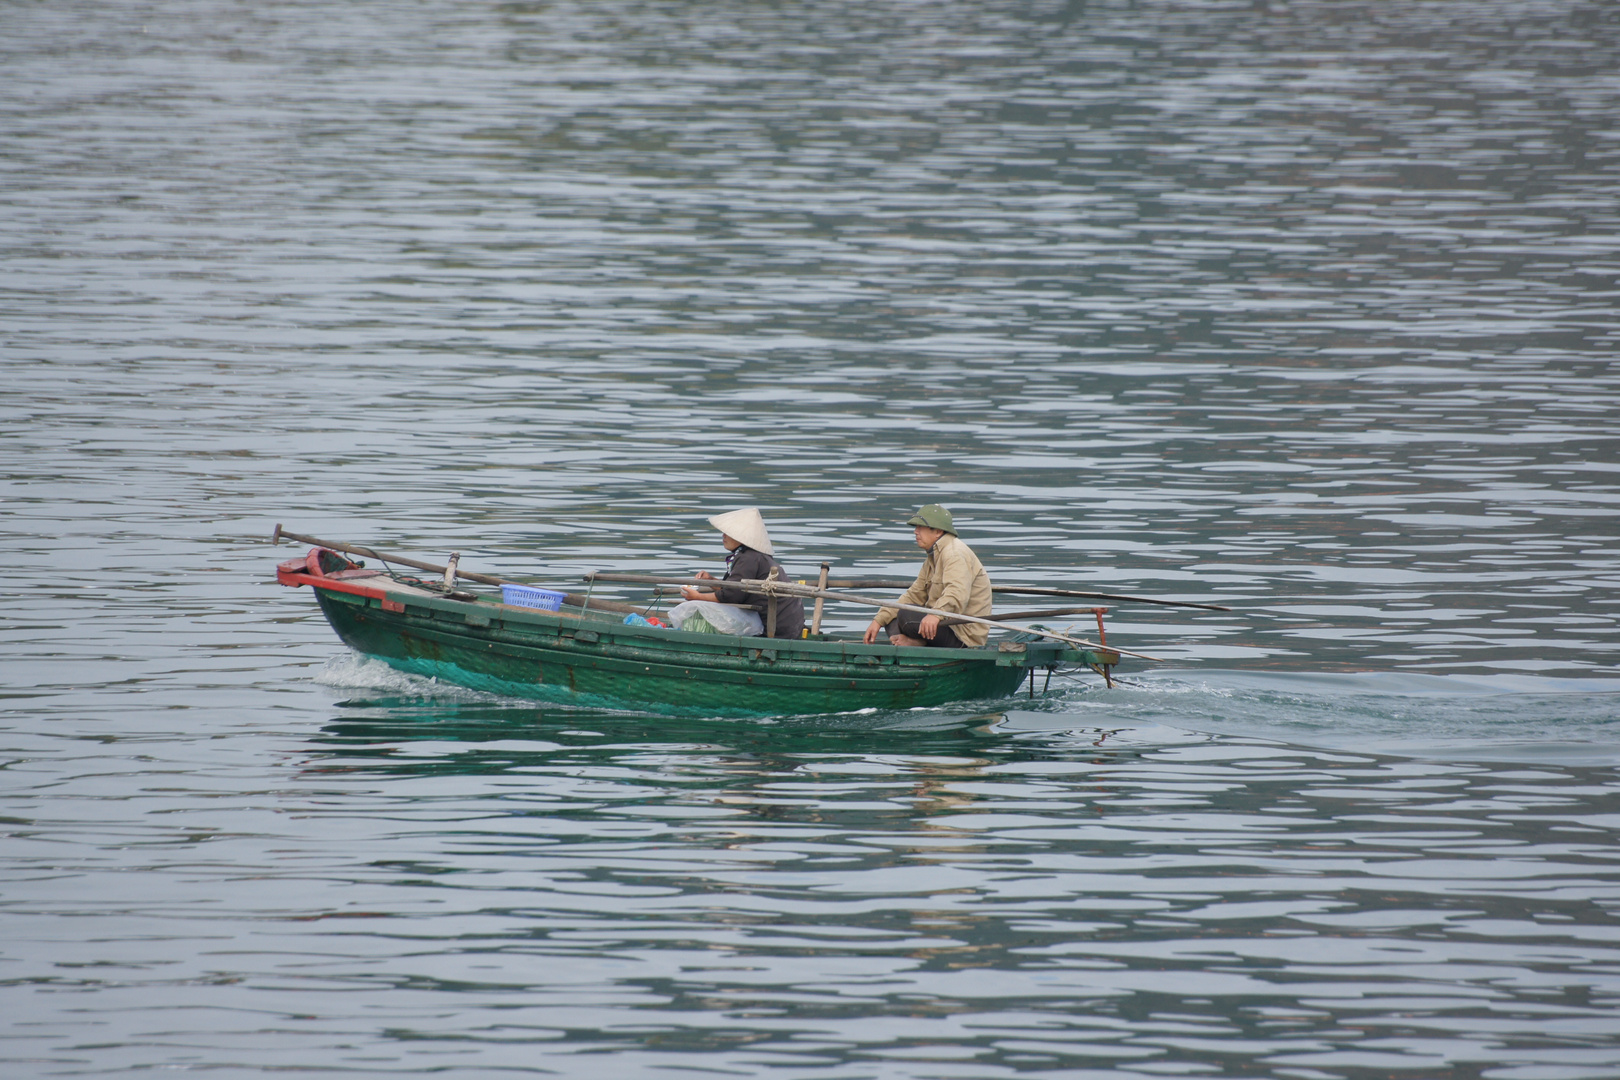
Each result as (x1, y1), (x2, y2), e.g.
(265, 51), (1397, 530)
(310, 650), (675, 717)
(1027, 668), (1620, 763)
(313, 651), (500, 703)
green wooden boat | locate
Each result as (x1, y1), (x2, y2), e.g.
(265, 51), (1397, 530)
(277, 546), (1121, 717)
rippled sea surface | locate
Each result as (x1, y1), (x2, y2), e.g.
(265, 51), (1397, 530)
(4, 1), (1619, 1076)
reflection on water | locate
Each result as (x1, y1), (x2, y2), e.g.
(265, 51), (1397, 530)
(10, 696), (1616, 1076)
(3, 0), (1620, 1075)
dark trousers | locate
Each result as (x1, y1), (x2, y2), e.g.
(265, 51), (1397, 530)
(888, 611), (967, 648)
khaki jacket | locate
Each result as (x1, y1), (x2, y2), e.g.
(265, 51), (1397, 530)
(876, 533), (993, 647)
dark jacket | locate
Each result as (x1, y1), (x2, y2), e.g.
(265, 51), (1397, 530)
(714, 546), (805, 639)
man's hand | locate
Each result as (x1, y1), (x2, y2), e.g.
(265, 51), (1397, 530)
(862, 620), (884, 645)
(919, 614), (940, 640)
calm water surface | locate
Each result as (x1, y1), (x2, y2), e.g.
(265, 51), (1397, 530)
(3, 1), (1619, 1076)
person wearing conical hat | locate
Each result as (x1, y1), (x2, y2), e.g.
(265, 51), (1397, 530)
(680, 507), (805, 639)
(863, 504), (993, 648)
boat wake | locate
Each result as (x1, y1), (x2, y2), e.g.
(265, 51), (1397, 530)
(307, 651), (1619, 762)
(1021, 667), (1620, 762)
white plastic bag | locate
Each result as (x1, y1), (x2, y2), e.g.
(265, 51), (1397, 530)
(668, 600), (765, 637)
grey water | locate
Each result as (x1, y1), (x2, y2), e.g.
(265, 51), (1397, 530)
(3, 0), (1619, 1076)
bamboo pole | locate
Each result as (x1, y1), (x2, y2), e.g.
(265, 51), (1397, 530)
(822, 578), (1230, 612)
(810, 563), (830, 635)
(271, 526), (644, 615)
(765, 566), (779, 639)
(270, 528), (1204, 645)
(585, 572), (1160, 661)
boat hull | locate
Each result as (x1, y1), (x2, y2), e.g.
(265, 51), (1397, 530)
(279, 550), (1116, 717)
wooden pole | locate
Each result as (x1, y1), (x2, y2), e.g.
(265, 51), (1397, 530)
(274, 525), (507, 585)
(272, 526), (643, 615)
(822, 578), (1231, 612)
(765, 572), (779, 640)
(810, 563), (829, 635)
(990, 606), (1115, 622)
(585, 573), (1161, 661)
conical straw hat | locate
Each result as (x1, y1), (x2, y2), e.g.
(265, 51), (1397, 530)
(708, 507), (774, 556)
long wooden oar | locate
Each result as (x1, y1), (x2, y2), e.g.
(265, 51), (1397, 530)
(271, 526), (644, 615)
(618, 573), (1101, 626)
(586, 573), (1162, 661)
(274, 525), (507, 585)
(825, 578), (1231, 612)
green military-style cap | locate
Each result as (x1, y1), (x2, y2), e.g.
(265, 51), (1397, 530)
(906, 503), (956, 534)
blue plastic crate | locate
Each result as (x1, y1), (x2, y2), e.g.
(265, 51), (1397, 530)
(501, 584), (566, 611)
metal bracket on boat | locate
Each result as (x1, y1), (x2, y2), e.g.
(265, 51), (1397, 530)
(573, 630), (600, 644)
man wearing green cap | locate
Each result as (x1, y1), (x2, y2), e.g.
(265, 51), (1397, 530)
(862, 504), (994, 648)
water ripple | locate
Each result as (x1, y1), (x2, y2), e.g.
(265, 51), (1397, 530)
(4, 0), (1619, 1074)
